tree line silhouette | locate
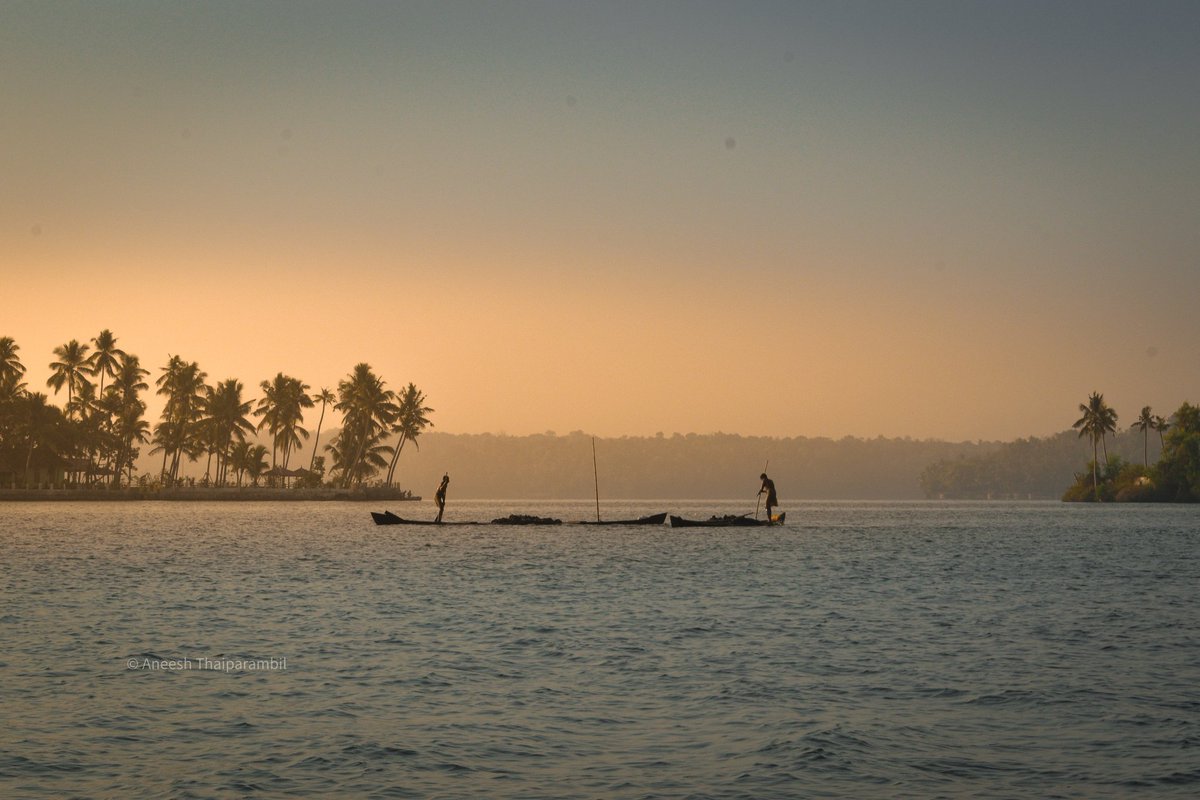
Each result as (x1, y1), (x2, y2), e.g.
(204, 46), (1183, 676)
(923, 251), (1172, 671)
(0, 333), (432, 490)
(7, 333), (1195, 501)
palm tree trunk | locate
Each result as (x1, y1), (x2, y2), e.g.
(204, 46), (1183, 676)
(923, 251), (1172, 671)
(1092, 436), (1099, 500)
(218, 438), (228, 486)
(112, 435), (125, 488)
(280, 439), (290, 488)
(341, 424), (364, 488)
(309, 404), (326, 471)
(121, 438), (132, 487)
(215, 434), (223, 487)
(113, 439), (127, 488)
(385, 433), (408, 487)
(348, 429), (369, 488)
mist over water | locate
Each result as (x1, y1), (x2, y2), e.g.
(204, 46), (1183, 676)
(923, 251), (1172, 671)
(2, 501), (1198, 798)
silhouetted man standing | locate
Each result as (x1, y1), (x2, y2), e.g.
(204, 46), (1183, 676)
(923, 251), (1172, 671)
(434, 473), (450, 523)
(759, 472), (778, 522)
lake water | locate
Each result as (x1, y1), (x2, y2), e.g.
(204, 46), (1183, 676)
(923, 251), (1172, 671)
(1, 500), (1198, 798)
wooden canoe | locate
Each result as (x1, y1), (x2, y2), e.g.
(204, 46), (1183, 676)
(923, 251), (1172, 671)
(370, 511), (479, 526)
(370, 512), (562, 526)
(371, 511), (666, 526)
(668, 512), (786, 528)
(576, 512), (668, 526)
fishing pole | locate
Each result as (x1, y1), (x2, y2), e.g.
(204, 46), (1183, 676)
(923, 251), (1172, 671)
(754, 459), (769, 519)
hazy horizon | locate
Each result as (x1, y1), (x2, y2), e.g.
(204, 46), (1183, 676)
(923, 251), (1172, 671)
(9, 329), (1190, 445)
(5, 1), (1198, 442)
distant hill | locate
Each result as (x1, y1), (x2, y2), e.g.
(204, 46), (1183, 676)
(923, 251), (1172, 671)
(386, 431), (992, 500)
(138, 428), (1162, 501)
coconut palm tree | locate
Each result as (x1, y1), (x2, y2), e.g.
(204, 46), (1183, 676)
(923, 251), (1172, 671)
(107, 354), (149, 486)
(254, 373), (313, 480)
(66, 380), (100, 424)
(326, 427), (392, 487)
(171, 361), (208, 484)
(0, 347), (29, 482)
(154, 356), (208, 485)
(0, 338), (28, 416)
(87, 329), (126, 397)
(46, 340), (93, 417)
(1152, 415), (1170, 450)
(329, 363), (396, 488)
(112, 404), (150, 487)
(0, 372), (27, 406)
(1073, 391), (1118, 500)
(245, 444), (270, 487)
(1132, 406), (1155, 467)
(0, 374), (25, 463)
(0, 370), (27, 463)
(1098, 401), (1118, 464)
(153, 356), (183, 481)
(149, 421), (176, 485)
(66, 381), (103, 482)
(204, 379), (255, 486)
(93, 390), (124, 474)
(384, 383), (434, 487)
(17, 392), (65, 486)
(196, 413), (221, 485)
(228, 440), (253, 487)
(0, 336), (26, 383)
(308, 387), (335, 472)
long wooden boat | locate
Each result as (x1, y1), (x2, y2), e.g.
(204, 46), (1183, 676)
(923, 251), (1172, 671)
(370, 511), (564, 526)
(668, 512), (786, 528)
(370, 511), (479, 526)
(576, 512), (668, 526)
(371, 510), (665, 526)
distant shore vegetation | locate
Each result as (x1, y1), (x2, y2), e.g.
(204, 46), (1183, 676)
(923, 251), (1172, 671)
(921, 396), (1198, 503)
(0, 333), (432, 491)
(1062, 393), (1199, 503)
(5, 335), (1196, 503)
(918, 431), (1130, 501)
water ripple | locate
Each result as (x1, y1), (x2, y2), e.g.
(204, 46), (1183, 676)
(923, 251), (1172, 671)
(1, 500), (1198, 798)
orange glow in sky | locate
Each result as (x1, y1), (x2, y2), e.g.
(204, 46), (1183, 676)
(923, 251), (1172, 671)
(4, 2), (1197, 441)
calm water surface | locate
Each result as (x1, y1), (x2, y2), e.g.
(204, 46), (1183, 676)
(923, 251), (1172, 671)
(1, 500), (1198, 798)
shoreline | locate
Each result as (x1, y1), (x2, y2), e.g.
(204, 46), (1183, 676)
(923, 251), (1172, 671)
(0, 488), (422, 502)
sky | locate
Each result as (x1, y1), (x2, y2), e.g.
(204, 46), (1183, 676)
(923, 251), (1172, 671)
(3, 0), (1198, 442)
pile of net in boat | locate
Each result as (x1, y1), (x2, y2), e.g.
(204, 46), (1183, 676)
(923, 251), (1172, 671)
(490, 514), (563, 525)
